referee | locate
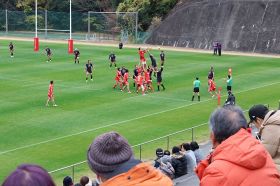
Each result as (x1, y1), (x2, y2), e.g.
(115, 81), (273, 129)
(192, 77), (200, 101)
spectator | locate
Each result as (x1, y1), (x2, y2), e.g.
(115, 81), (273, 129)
(190, 141), (203, 164)
(181, 143), (197, 174)
(217, 42), (222, 56)
(196, 106), (280, 185)
(249, 104), (280, 172)
(63, 176), (74, 186)
(164, 150), (171, 156)
(161, 150), (172, 163)
(171, 146), (187, 178)
(159, 155), (175, 179)
(87, 131), (173, 186)
(154, 148), (164, 168)
(74, 176), (89, 186)
(2, 164), (55, 186)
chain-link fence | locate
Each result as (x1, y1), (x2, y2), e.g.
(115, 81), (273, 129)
(0, 10), (139, 42)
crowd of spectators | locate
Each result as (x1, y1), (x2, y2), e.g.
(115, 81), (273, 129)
(2, 105), (280, 186)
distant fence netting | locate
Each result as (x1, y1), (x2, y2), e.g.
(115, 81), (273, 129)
(0, 10), (139, 43)
(87, 12), (138, 42)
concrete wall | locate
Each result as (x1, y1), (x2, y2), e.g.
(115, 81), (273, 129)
(146, 0), (280, 54)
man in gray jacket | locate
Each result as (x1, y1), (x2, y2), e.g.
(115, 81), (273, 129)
(249, 104), (280, 172)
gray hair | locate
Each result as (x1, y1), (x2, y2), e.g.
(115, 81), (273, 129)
(209, 106), (247, 143)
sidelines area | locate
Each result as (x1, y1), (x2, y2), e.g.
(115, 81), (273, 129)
(1, 36), (280, 59)
(1, 80), (279, 156)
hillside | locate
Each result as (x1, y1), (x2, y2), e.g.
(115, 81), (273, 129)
(146, 0), (280, 54)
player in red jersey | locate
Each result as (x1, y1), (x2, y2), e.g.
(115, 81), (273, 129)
(46, 80), (58, 106)
(113, 68), (123, 91)
(136, 72), (145, 95)
(138, 47), (148, 69)
(122, 69), (131, 93)
(144, 69), (154, 93)
(208, 79), (217, 98)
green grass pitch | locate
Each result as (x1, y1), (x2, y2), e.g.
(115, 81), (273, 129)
(0, 39), (280, 183)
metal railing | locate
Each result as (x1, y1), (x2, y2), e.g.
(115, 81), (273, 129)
(48, 122), (209, 183)
(48, 104), (273, 184)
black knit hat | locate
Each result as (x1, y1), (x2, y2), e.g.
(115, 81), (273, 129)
(87, 132), (133, 174)
(248, 104), (269, 123)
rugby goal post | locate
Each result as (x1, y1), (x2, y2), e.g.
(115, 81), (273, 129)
(87, 11), (138, 43)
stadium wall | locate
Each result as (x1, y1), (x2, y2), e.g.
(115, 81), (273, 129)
(146, 0), (280, 54)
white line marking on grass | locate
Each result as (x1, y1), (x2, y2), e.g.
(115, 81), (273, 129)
(147, 95), (189, 102)
(1, 81), (280, 155)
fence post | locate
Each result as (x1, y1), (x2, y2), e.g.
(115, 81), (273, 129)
(87, 11), (90, 40)
(72, 165), (75, 183)
(139, 145), (142, 160)
(191, 128), (194, 142)
(45, 10), (47, 39)
(167, 136), (170, 151)
(135, 11), (138, 42)
(5, 9), (8, 35)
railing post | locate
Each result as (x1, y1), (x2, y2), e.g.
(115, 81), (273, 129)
(191, 128), (194, 142)
(72, 165), (75, 183)
(167, 136), (170, 150)
(139, 145), (142, 160)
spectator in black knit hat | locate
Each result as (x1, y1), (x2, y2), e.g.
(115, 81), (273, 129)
(87, 131), (173, 186)
(154, 148), (164, 168)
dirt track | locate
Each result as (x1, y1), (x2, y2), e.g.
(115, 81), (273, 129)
(1, 36), (280, 58)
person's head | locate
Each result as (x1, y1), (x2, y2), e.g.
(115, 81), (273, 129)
(75, 48), (78, 51)
(156, 148), (164, 158)
(182, 143), (191, 151)
(172, 146), (180, 154)
(248, 105), (269, 129)
(138, 47), (141, 50)
(87, 60), (90, 64)
(79, 176), (89, 186)
(161, 50), (164, 53)
(209, 106), (247, 147)
(2, 164), (55, 186)
(190, 141), (199, 151)
(210, 66), (214, 71)
(87, 131), (133, 182)
(63, 176), (73, 186)
(164, 150), (170, 156)
(196, 77), (199, 80)
(50, 80), (53, 84)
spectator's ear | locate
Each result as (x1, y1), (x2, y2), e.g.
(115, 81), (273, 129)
(210, 132), (219, 148)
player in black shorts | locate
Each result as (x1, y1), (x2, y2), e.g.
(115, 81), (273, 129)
(45, 47), (52, 62)
(160, 51), (165, 66)
(149, 54), (157, 76)
(74, 48), (80, 64)
(9, 42), (14, 57)
(156, 66), (165, 91)
(85, 60), (94, 82)
(133, 65), (139, 87)
(108, 52), (117, 68)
